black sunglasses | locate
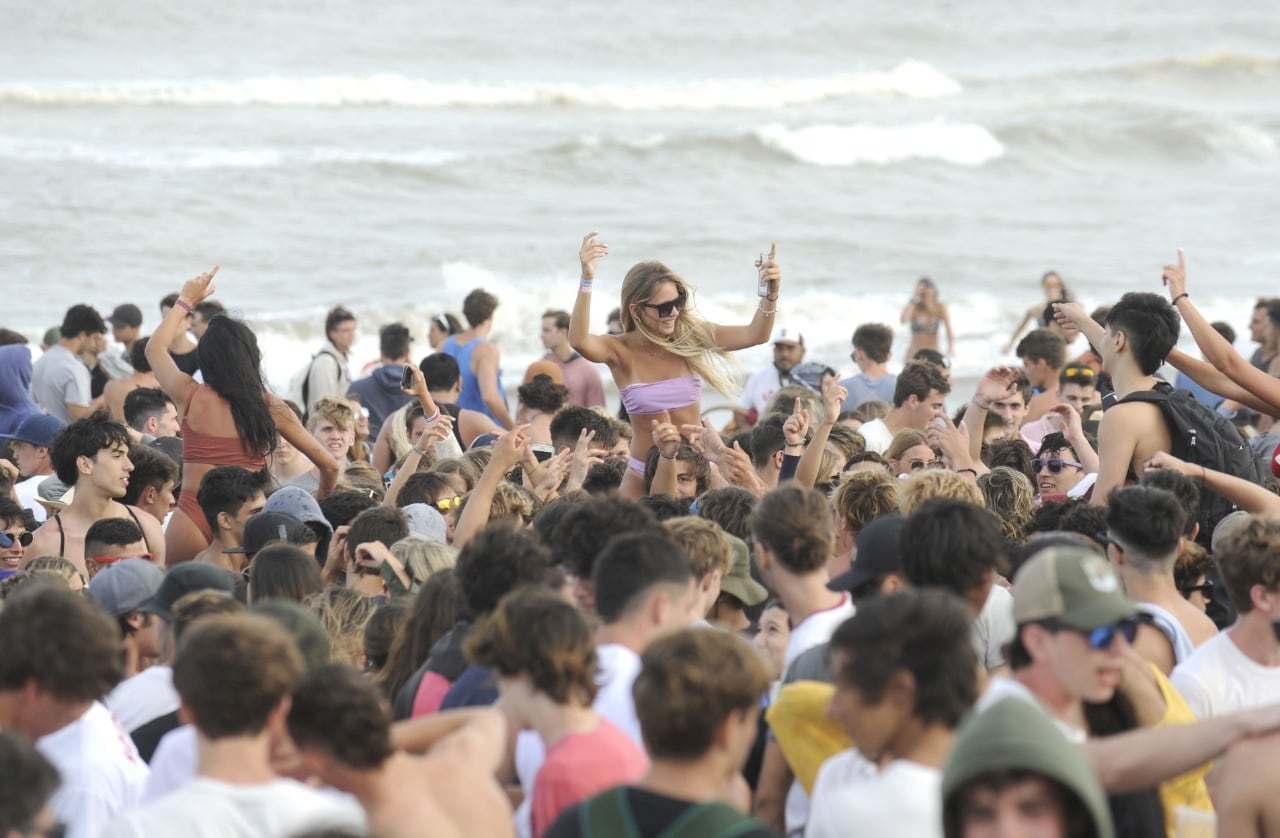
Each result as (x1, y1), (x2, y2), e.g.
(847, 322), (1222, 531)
(0, 531), (33, 548)
(639, 292), (687, 318)
(1032, 457), (1083, 474)
(1181, 582), (1213, 599)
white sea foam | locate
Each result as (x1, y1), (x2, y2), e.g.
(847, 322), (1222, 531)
(0, 61), (960, 110)
(0, 136), (462, 169)
(754, 121), (1005, 167)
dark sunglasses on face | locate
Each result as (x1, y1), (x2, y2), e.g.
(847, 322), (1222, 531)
(1181, 582), (1213, 599)
(639, 292), (687, 318)
(0, 530), (33, 548)
(1084, 618), (1140, 650)
(1032, 457), (1083, 474)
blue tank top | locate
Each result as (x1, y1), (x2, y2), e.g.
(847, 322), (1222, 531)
(442, 335), (505, 423)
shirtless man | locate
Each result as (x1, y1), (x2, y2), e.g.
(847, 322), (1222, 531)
(104, 339), (160, 423)
(288, 663), (514, 838)
(1217, 733), (1280, 836)
(191, 466), (269, 571)
(27, 411), (165, 575)
(1055, 293), (1176, 505)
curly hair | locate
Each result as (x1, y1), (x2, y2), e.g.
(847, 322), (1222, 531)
(899, 470), (985, 517)
(977, 467), (1036, 544)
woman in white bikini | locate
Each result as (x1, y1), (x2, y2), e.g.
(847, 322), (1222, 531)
(568, 233), (781, 499)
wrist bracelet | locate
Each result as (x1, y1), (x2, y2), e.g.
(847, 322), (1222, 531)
(660, 452), (676, 460)
(1172, 292), (1189, 305)
(766, 294), (779, 302)
(174, 299), (193, 314)
(956, 468), (978, 477)
(423, 407), (441, 423)
(412, 443), (428, 456)
(784, 442), (804, 449)
(758, 305), (777, 318)
(971, 397), (991, 410)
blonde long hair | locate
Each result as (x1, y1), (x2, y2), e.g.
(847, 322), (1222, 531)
(620, 261), (741, 397)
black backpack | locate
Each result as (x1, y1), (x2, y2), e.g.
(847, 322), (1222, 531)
(1118, 381), (1263, 542)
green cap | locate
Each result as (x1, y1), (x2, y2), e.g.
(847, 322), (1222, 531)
(1012, 545), (1134, 631)
(719, 534), (768, 607)
(942, 697), (1114, 838)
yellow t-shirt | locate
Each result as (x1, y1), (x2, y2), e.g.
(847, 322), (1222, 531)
(1152, 664), (1214, 836)
(765, 681), (853, 794)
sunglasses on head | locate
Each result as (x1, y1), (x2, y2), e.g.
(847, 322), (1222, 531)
(435, 496), (462, 513)
(0, 531), (33, 548)
(639, 291), (687, 318)
(1032, 457), (1083, 474)
(1062, 366), (1096, 382)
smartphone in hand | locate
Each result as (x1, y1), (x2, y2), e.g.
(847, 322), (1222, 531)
(399, 364), (415, 390)
(758, 252), (770, 297)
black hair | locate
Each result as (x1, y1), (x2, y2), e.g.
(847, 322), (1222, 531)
(518, 377), (570, 414)
(0, 732), (60, 834)
(122, 444), (180, 507)
(159, 292), (180, 312)
(1105, 292), (1181, 376)
(195, 466), (270, 536)
(419, 353), (461, 392)
(197, 316), (278, 459)
(984, 437), (1036, 487)
(325, 306), (356, 337)
(84, 518), (145, 557)
(852, 323), (893, 364)
(531, 491), (587, 545)
(288, 663), (394, 770)
(592, 531), (695, 623)
(900, 498), (1007, 597)
(345, 507), (410, 561)
(695, 486), (757, 540)
(249, 544), (324, 604)
(193, 300), (226, 321)
(1106, 485), (1185, 564)
(60, 303), (106, 339)
(123, 386), (174, 433)
(830, 589), (977, 728)
(48, 410), (133, 486)
(548, 495), (659, 580)
(750, 415), (786, 470)
(0, 498), (25, 529)
(549, 406), (619, 452)
(1015, 328), (1067, 369)
(129, 336), (152, 373)
(380, 323), (411, 361)
(318, 489), (378, 529)
(581, 458), (626, 494)
(1057, 502), (1109, 548)
(637, 493), (692, 521)
(1139, 468), (1199, 538)
(454, 520), (555, 618)
(1033, 432), (1078, 462)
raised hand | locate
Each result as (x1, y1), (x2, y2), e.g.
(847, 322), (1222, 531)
(1142, 450), (1194, 476)
(974, 366), (1020, 407)
(1046, 403), (1083, 439)
(755, 243), (780, 298)
(821, 379), (847, 426)
(926, 414), (971, 469)
(534, 447), (573, 500)
(492, 424), (530, 472)
(180, 266), (219, 306)
(580, 232), (609, 281)
(783, 398), (810, 447)
(682, 419), (729, 463)
(1162, 249), (1188, 301)
(650, 411), (681, 459)
(566, 428), (603, 491)
(1051, 301), (1089, 331)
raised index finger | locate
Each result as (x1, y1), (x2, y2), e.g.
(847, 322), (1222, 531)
(769, 242), (777, 261)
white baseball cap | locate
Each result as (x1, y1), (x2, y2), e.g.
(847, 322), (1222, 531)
(773, 327), (803, 346)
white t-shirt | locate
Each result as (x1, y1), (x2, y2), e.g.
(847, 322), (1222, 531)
(806, 759), (942, 838)
(107, 666), (180, 734)
(16, 474), (49, 522)
(783, 594), (855, 837)
(103, 777), (366, 838)
(975, 676), (1087, 743)
(1170, 630), (1280, 720)
(37, 701), (150, 838)
(808, 748), (877, 815)
(142, 725), (196, 803)
(1135, 601), (1197, 666)
(513, 642), (645, 838)
(739, 366), (789, 417)
(854, 418), (893, 455)
(971, 585), (1016, 670)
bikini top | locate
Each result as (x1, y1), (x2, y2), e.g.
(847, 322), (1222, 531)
(179, 386), (268, 470)
(54, 502), (149, 558)
(911, 313), (940, 334)
(619, 375), (703, 416)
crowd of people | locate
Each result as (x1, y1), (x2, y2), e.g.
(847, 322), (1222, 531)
(4, 243), (1280, 837)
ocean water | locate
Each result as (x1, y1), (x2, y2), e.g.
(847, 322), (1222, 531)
(3, 0), (1279, 397)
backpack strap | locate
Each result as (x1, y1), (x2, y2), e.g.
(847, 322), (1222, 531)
(579, 787), (642, 838)
(1116, 380), (1173, 407)
(659, 801), (761, 838)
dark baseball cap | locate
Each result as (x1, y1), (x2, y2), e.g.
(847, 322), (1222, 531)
(224, 512), (316, 558)
(108, 304), (143, 329)
(0, 413), (66, 448)
(138, 562), (237, 621)
(829, 513), (905, 593)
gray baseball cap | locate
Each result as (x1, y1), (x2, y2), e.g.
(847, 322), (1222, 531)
(88, 558), (166, 617)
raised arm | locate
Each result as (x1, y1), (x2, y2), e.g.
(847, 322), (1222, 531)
(1164, 251), (1280, 416)
(568, 233), (620, 365)
(146, 268), (215, 405)
(451, 425), (528, 550)
(1003, 309), (1038, 355)
(1165, 349), (1272, 412)
(966, 367), (1021, 464)
(1052, 301), (1105, 356)
(648, 412), (681, 497)
(270, 397), (339, 497)
(796, 382), (847, 487)
(1145, 451), (1280, 516)
(712, 244), (780, 352)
